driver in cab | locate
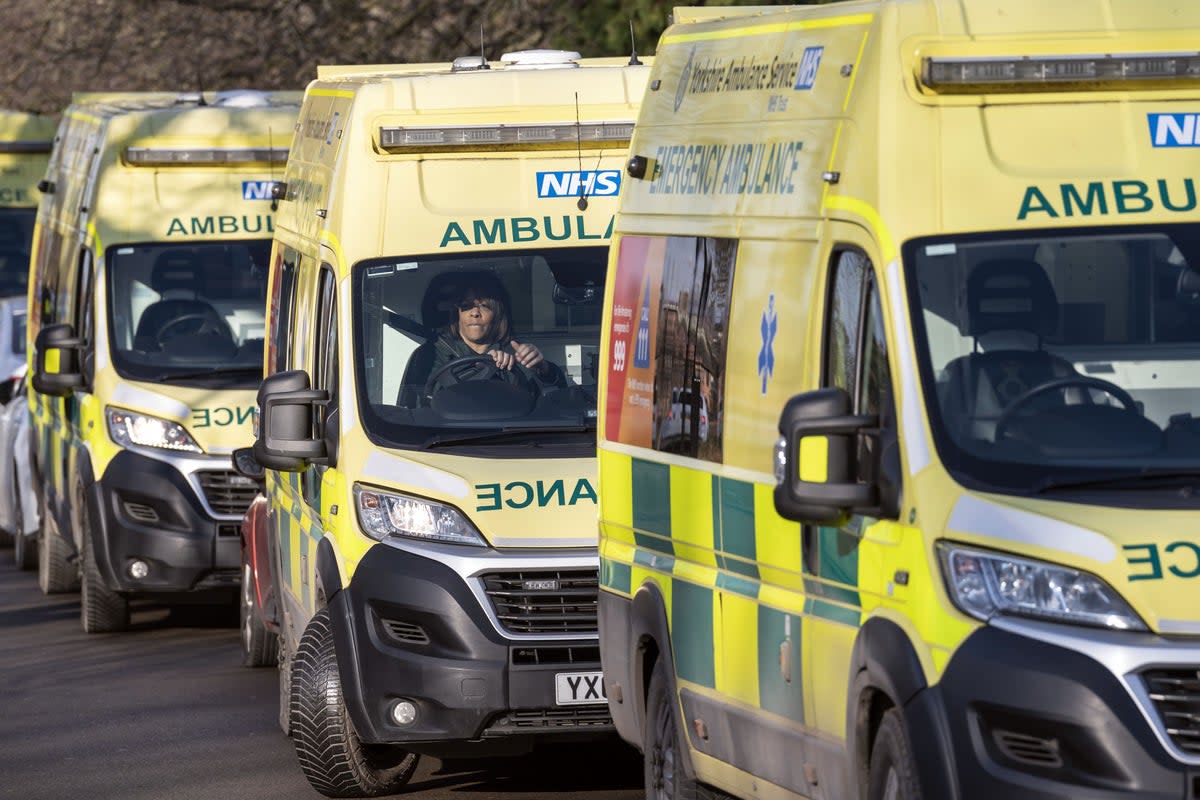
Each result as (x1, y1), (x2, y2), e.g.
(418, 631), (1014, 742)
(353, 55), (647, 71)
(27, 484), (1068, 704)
(425, 273), (566, 395)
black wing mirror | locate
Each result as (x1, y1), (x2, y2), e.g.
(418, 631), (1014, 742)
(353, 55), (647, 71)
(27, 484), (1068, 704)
(252, 370), (329, 472)
(31, 323), (84, 397)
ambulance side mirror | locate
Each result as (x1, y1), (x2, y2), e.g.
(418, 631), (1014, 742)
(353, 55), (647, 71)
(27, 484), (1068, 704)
(253, 369), (329, 472)
(231, 446), (266, 483)
(31, 323), (85, 397)
(772, 387), (880, 524)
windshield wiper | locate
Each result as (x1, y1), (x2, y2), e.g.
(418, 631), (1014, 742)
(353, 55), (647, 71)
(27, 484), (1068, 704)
(422, 424), (595, 450)
(149, 366), (264, 382)
(1035, 468), (1200, 494)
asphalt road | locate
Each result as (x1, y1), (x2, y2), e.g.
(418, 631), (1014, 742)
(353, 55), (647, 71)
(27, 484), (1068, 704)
(0, 554), (645, 800)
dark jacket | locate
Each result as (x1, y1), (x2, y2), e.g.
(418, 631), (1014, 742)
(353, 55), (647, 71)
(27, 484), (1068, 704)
(426, 330), (567, 393)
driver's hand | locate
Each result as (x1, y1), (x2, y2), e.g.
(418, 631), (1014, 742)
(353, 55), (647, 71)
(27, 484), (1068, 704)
(510, 340), (544, 370)
(490, 349), (516, 371)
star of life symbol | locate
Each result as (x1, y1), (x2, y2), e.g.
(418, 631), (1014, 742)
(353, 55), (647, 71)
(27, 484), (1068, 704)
(759, 294), (777, 394)
(633, 283), (652, 369)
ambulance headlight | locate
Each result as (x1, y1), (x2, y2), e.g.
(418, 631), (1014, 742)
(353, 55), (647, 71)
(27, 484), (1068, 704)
(106, 407), (202, 453)
(354, 485), (486, 547)
(937, 543), (1146, 632)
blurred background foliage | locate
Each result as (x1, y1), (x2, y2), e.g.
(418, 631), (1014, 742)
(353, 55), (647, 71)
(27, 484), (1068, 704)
(0, 0), (832, 115)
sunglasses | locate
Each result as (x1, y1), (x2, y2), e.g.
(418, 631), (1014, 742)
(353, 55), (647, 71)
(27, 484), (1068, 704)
(456, 299), (492, 312)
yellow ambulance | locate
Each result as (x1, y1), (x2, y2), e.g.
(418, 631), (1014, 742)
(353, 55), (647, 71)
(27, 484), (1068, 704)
(598, 3), (1200, 799)
(0, 110), (54, 300)
(248, 50), (648, 795)
(28, 90), (300, 632)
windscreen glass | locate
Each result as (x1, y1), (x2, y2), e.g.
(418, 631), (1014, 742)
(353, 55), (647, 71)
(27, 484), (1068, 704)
(106, 240), (269, 387)
(11, 308), (25, 355)
(354, 247), (605, 453)
(907, 224), (1200, 497)
(0, 208), (35, 298)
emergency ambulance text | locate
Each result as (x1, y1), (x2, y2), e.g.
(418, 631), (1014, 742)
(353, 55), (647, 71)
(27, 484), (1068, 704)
(649, 141), (803, 197)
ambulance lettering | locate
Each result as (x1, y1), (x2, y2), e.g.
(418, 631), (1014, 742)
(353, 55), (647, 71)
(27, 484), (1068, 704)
(0, 187), (29, 203)
(475, 479), (597, 511)
(166, 215), (276, 236)
(1017, 178), (1198, 220)
(1125, 542), (1200, 581)
(649, 141), (803, 196)
(192, 406), (257, 428)
(439, 215), (615, 248)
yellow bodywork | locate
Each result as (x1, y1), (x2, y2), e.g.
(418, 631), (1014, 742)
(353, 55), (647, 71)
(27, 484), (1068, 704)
(27, 92), (301, 543)
(266, 57), (650, 641)
(598, 2), (1200, 798)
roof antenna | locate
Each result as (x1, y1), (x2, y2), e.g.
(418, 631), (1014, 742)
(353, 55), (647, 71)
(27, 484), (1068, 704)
(574, 92), (589, 212)
(480, 23), (491, 69)
(627, 20), (643, 66)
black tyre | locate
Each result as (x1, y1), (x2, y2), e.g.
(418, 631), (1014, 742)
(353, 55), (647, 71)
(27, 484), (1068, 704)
(644, 658), (704, 800)
(12, 479), (35, 569)
(290, 607), (418, 798)
(37, 493), (79, 594)
(867, 709), (922, 800)
(14, 530), (36, 570)
(241, 560), (278, 667)
(79, 488), (129, 633)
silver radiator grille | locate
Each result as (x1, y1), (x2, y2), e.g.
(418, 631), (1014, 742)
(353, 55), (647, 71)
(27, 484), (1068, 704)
(480, 570), (598, 635)
(1142, 668), (1200, 755)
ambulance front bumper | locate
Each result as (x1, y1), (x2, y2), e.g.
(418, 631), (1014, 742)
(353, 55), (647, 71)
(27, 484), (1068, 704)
(329, 540), (615, 758)
(88, 449), (248, 593)
(919, 619), (1200, 799)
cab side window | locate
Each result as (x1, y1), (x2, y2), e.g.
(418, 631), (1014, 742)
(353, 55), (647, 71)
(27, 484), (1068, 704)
(313, 266), (338, 402)
(268, 246), (299, 375)
(824, 250), (892, 416)
(823, 248), (896, 495)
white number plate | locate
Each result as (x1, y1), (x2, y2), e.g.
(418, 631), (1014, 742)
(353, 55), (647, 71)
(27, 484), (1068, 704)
(554, 670), (607, 705)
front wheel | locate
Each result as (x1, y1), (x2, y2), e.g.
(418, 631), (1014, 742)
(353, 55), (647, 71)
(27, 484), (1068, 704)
(289, 607), (419, 797)
(644, 659), (703, 800)
(13, 530), (35, 570)
(867, 708), (922, 800)
(80, 526), (129, 633)
(240, 560), (278, 667)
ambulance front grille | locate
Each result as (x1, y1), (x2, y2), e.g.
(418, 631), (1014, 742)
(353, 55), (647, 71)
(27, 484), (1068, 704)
(1142, 668), (1200, 755)
(480, 570), (598, 635)
(483, 707), (613, 735)
(196, 471), (259, 517)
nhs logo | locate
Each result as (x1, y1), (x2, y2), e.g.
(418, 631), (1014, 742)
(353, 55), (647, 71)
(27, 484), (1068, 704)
(536, 170), (622, 199)
(242, 180), (278, 200)
(794, 47), (823, 91)
(1149, 113), (1200, 147)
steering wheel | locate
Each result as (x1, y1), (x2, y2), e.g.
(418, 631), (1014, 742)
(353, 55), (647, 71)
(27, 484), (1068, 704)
(155, 313), (231, 346)
(423, 355), (504, 396)
(994, 376), (1138, 442)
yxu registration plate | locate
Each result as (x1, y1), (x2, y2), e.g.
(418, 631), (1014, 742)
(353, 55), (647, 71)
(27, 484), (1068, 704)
(554, 671), (606, 705)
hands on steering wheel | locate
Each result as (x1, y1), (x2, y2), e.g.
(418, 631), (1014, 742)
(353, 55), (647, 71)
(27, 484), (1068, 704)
(422, 355), (505, 397)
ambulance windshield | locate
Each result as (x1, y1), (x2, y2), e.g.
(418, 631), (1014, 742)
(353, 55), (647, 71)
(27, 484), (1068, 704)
(0, 208), (35, 298)
(906, 224), (1200, 499)
(106, 240), (270, 387)
(354, 246), (605, 452)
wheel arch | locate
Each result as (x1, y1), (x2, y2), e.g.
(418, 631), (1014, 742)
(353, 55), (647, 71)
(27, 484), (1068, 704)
(847, 616), (957, 800)
(628, 579), (700, 782)
(313, 535), (343, 608)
